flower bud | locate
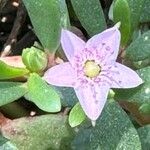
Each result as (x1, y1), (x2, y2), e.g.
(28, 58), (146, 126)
(22, 47), (48, 72)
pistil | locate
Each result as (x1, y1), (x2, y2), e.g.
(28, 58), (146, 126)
(84, 60), (101, 78)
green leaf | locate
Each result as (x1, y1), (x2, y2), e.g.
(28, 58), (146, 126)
(125, 30), (150, 61)
(59, 0), (70, 28)
(140, 0), (150, 23)
(1, 115), (74, 150)
(0, 135), (17, 150)
(132, 58), (150, 70)
(72, 101), (141, 150)
(139, 103), (150, 115)
(138, 125), (150, 150)
(0, 141), (18, 150)
(126, 0), (144, 32)
(69, 102), (86, 127)
(26, 73), (61, 112)
(113, 0), (144, 46)
(54, 86), (77, 107)
(71, 0), (106, 36)
(23, 0), (69, 53)
(0, 82), (27, 106)
(114, 66), (150, 105)
(113, 0), (131, 46)
(0, 135), (8, 146)
(0, 60), (29, 80)
(136, 66), (150, 82)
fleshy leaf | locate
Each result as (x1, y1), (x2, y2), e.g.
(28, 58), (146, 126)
(113, 0), (131, 46)
(125, 30), (150, 61)
(23, 0), (69, 53)
(125, 0), (144, 33)
(0, 141), (18, 150)
(138, 125), (150, 150)
(54, 86), (78, 107)
(1, 115), (74, 150)
(71, 0), (106, 36)
(0, 60), (29, 80)
(139, 103), (150, 115)
(72, 101), (141, 150)
(140, 0), (150, 23)
(113, 0), (144, 46)
(0, 135), (8, 146)
(0, 82), (27, 106)
(26, 73), (61, 112)
(59, 0), (70, 28)
(69, 102), (86, 127)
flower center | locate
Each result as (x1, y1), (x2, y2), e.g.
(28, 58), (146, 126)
(84, 60), (101, 78)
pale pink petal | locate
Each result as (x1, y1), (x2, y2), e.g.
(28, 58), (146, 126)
(86, 26), (120, 63)
(61, 29), (85, 63)
(74, 84), (110, 121)
(43, 62), (76, 87)
(110, 63), (143, 88)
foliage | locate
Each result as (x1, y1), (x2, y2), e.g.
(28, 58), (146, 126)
(0, 0), (150, 149)
(72, 101), (141, 150)
(1, 115), (74, 150)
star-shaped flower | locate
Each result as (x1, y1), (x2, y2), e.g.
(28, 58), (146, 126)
(44, 25), (143, 124)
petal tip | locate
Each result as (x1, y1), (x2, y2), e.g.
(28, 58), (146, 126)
(139, 78), (144, 85)
(61, 28), (72, 35)
(61, 28), (68, 36)
(91, 120), (96, 127)
(61, 28), (67, 32)
(134, 75), (144, 87)
(114, 22), (121, 29)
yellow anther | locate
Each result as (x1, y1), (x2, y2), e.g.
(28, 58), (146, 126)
(84, 61), (101, 78)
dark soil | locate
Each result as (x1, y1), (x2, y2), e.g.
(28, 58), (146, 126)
(0, 0), (37, 56)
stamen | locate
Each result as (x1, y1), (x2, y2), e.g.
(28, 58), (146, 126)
(84, 60), (101, 78)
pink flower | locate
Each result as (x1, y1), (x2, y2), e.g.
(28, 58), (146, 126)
(44, 25), (143, 124)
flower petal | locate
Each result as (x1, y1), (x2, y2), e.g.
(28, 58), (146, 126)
(74, 84), (110, 121)
(111, 63), (143, 88)
(61, 29), (85, 63)
(86, 26), (121, 63)
(43, 62), (76, 87)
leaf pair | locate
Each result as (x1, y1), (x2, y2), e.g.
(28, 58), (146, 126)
(0, 74), (61, 113)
